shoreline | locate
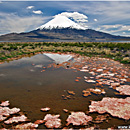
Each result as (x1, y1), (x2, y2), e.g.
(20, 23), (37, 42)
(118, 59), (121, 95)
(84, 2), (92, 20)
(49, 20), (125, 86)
(0, 42), (130, 67)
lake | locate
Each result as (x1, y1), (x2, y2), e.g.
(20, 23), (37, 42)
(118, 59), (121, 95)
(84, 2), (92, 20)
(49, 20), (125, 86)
(0, 52), (130, 129)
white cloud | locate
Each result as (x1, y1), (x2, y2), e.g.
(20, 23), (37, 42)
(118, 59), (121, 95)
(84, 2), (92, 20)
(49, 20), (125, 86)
(94, 19), (97, 22)
(96, 27), (101, 30)
(57, 2), (130, 36)
(67, 2), (130, 26)
(0, 12), (45, 35)
(55, 12), (88, 23)
(54, 12), (88, 28)
(122, 25), (127, 28)
(101, 24), (121, 30)
(26, 6), (34, 9)
(101, 24), (130, 33)
(96, 24), (130, 36)
(32, 10), (43, 14)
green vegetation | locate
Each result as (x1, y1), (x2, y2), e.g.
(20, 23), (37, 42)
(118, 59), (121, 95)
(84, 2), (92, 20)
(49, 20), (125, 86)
(0, 42), (130, 64)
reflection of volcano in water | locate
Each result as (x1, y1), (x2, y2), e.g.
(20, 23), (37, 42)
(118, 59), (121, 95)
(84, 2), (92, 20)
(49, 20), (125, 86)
(43, 53), (72, 64)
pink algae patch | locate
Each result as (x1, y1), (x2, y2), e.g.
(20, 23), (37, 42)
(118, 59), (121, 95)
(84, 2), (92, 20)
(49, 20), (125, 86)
(89, 97), (130, 120)
(66, 112), (92, 126)
(43, 114), (61, 128)
(116, 85), (130, 95)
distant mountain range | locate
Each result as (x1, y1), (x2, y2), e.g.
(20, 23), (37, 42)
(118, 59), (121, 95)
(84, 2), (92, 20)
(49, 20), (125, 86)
(0, 15), (130, 42)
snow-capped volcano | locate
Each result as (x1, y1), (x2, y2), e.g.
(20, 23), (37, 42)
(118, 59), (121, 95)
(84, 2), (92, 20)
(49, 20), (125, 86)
(38, 15), (86, 30)
(1, 12), (129, 42)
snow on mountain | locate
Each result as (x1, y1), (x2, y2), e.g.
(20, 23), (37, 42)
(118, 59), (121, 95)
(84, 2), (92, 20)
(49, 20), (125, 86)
(38, 15), (86, 30)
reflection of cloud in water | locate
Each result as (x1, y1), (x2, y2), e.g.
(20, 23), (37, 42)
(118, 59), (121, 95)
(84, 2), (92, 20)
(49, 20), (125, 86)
(0, 54), (52, 67)
(0, 74), (6, 77)
(44, 53), (72, 64)
(29, 69), (35, 72)
(34, 65), (43, 68)
(19, 54), (52, 63)
(37, 82), (42, 86)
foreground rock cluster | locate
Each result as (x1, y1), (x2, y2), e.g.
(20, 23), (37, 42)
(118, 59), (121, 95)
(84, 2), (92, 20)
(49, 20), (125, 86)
(0, 97), (130, 129)
(0, 100), (95, 129)
(0, 101), (38, 129)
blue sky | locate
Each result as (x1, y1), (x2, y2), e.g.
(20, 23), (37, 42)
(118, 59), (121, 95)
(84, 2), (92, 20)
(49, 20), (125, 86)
(0, 1), (130, 36)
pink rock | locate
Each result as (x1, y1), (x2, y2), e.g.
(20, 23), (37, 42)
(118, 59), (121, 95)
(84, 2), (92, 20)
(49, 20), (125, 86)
(0, 107), (20, 116)
(96, 75), (102, 79)
(63, 109), (69, 113)
(44, 114), (61, 128)
(0, 115), (7, 122)
(111, 82), (120, 87)
(82, 66), (88, 69)
(0, 101), (9, 107)
(85, 80), (96, 83)
(120, 78), (127, 82)
(84, 76), (88, 79)
(96, 69), (103, 72)
(89, 88), (106, 94)
(79, 127), (94, 130)
(34, 120), (44, 124)
(116, 85), (130, 95)
(89, 72), (95, 75)
(15, 123), (38, 129)
(62, 127), (73, 130)
(80, 69), (89, 72)
(4, 115), (27, 124)
(108, 73), (115, 77)
(89, 97), (130, 120)
(41, 107), (50, 112)
(66, 112), (92, 126)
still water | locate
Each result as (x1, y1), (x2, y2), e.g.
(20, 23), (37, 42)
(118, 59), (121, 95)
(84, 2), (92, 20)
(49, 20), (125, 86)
(0, 53), (130, 129)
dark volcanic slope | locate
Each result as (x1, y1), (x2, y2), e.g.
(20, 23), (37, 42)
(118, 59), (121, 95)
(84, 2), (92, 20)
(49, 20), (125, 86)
(0, 28), (130, 42)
